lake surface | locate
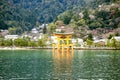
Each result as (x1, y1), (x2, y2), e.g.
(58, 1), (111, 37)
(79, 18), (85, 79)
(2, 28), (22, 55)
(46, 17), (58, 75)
(0, 50), (120, 80)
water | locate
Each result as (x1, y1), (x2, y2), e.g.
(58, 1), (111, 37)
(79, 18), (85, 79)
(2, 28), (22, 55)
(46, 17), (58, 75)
(0, 50), (120, 80)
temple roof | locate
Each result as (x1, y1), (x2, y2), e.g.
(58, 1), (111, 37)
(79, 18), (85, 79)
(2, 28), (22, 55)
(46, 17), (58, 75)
(53, 32), (73, 38)
(56, 26), (73, 33)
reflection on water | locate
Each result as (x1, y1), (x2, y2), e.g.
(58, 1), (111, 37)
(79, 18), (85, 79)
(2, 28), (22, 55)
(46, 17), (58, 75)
(52, 51), (74, 79)
(0, 50), (54, 80)
(73, 50), (120, 79)
(0, 50), (120, 79)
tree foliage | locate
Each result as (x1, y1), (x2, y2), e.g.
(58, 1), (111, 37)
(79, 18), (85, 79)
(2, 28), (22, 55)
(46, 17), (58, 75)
(0, 0), (86, 33)
(87, 33), (93, 41)
(0, 0), (120, 37)
(57, 10), (73, 24)
(4, 39), (13, 47)
(48, 23), (56, 34)
(0, 38), (5, 46)
(86, 39), (93, 47)
(107, 38), (120, 48)
(38, 39), (46, 47)
(28, 41), (37, 47)
(14, 38), (28, 47)
(43, 24), (47, 34)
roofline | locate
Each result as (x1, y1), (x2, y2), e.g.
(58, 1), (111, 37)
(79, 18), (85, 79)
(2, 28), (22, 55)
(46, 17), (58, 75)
(53, 32), (74, 35)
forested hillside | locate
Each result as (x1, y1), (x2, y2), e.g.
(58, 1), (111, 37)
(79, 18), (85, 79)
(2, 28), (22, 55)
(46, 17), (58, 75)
(0, 0), (120, 35)
(50, 0), (120, 38)
(0, 0), (85, 34)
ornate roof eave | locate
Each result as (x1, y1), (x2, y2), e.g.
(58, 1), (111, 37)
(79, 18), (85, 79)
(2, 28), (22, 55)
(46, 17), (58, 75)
(53, 32), (74, 37)
(53, 32), (73, 35)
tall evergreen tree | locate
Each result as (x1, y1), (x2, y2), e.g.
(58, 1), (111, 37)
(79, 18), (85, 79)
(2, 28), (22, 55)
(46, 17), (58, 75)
(43, 24), (47, 34)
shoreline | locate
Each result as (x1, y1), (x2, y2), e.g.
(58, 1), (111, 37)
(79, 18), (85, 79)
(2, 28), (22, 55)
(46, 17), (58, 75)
(0, 47), (120, 50)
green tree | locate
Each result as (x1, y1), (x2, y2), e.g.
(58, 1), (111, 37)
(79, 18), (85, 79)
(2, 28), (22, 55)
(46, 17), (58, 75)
(96, 10), (110, 20)
(48, 23), (56, 34)
(14, 38), (22, 47)
(117, 23), (120, 28)
(35, 21), (40, 27)
(28, 41), (37, 47)
(108, 34), (113, 39)
(106, 39), (111, 47)
(63, 15), (72, 24)
(38, 39), (46, 47)
(115, 32), (120, 36)
(86, 39), (93, 47)
(83, 8), (89, 20)
(8, 27), (17, 35)
(89, 21), (102, 30)
(111, 38), (117, 48)
(16, 27), (23, 35)
(43, 24), (47, 34)
(87, 33), (93, 41)
(107, 38), (119, 48)
(0, 38), (5, 46)
(57, 11), (73, 24)
(14, 38), (28, 47)
(116, 41), (120, 48)
(114, 8), (120, 18)
(76, 19), (86, 26)
(0, 20), (8, 29)
(4, 39), (12, 47)
(72, 13), (80, 21)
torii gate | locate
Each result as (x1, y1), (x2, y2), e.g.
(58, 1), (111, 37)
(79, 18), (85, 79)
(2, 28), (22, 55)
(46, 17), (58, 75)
(52, 32), (74, 53)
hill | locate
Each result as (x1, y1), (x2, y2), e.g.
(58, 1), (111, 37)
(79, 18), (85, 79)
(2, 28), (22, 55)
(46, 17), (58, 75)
(52, 0), (120, 38)
(0, 0), (85, 34)
(0, 0), (120, 36)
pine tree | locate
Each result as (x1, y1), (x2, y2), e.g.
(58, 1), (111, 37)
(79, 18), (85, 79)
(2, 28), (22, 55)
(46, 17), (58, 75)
(43, 24), (47, 34)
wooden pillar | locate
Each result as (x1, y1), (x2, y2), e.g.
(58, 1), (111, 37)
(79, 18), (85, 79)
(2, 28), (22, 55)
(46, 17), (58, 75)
(62, 44), (64, 53)
(66, 37), (70, 51)
(72, 44), (74, 51)
(52, 44), (55, 52)
(57, 38), (60, 52)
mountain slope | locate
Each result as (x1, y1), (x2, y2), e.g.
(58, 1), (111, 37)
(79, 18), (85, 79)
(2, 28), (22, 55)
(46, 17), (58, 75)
(0, 0), (85, 30)
(0, 0), (119, 35)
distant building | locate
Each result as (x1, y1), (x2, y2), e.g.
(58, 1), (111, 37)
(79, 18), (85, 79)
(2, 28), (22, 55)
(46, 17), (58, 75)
(39, 24), (48, 29)
(50, 36), (57, 44)
(31, 28), (38, 33)
(0, 30), (9, 37)
(71, 38), (85, 47)
(5, 35), (18, 40)
(94, 39), (106, 43)
(94, 39), (106, 46)
(33, 36), (38, 41)
(77, 38), (84, 47)
(72, 39), (77, 43)
(79, 12), (84, 18)
(39, 33), (44, 39)
(21, 35), (32, 39)
(112, 36), (120, 41)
